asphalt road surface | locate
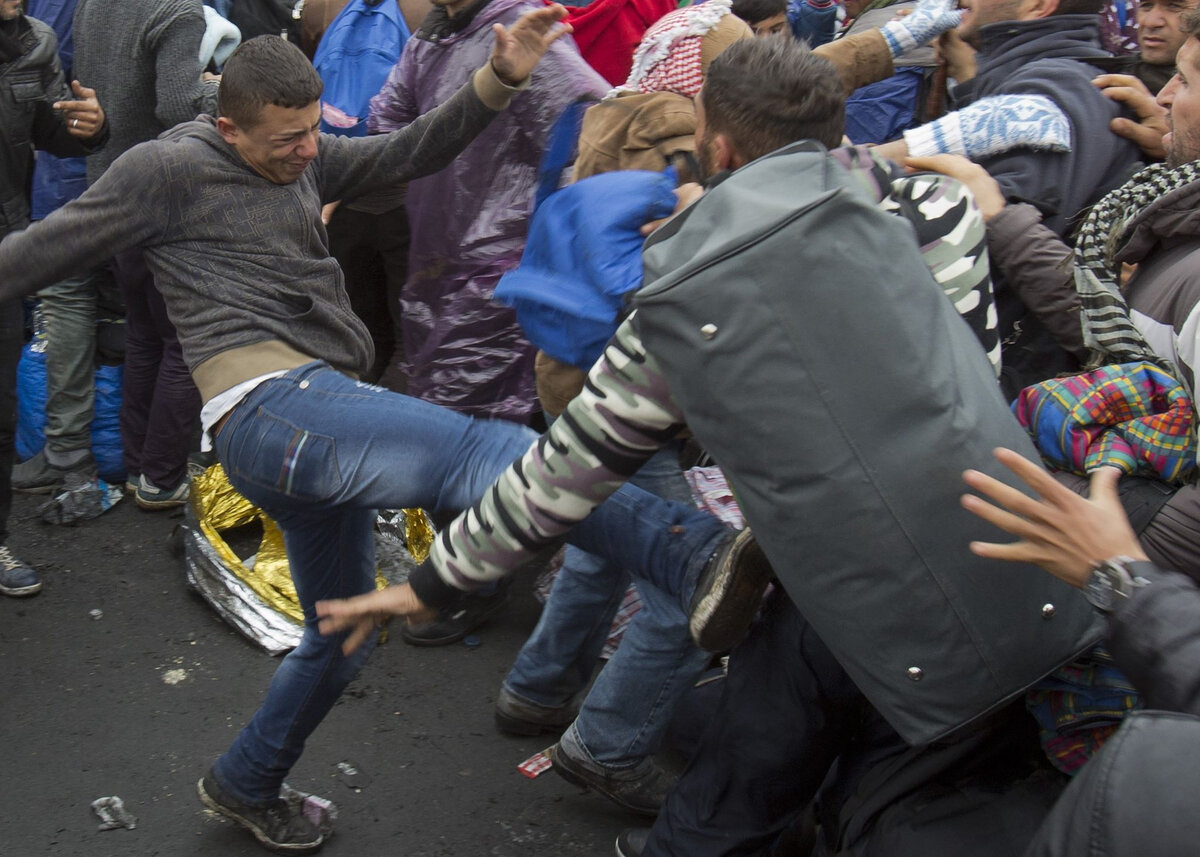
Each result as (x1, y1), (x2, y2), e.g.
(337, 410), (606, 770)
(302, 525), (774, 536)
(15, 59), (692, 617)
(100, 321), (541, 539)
(1, 491), (642, 857)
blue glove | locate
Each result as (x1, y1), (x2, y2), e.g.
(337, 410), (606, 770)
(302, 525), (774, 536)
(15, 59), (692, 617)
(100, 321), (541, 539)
(903, 94), (1072, 158)
(880, 0), (963, 57)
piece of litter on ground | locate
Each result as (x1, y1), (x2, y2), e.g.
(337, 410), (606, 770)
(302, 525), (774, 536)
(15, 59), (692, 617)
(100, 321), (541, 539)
(88, 609), (103, 621)
(518, 749), (553, 779)
(334, 759), (370, 790)
(91, 796), (137, 831)
(281, 784), (337, 837)
(161, 668), (188, 685)
(462, 635), (481, 648)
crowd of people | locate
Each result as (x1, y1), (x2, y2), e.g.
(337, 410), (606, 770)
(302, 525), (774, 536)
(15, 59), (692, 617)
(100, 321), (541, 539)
(3, 0), (1200, 853)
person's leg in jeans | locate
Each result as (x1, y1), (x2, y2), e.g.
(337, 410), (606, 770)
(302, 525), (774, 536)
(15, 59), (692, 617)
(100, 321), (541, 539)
(113, 248), (199, 493)
(504, 442), (713, 781)
(206, 364), (728, 804)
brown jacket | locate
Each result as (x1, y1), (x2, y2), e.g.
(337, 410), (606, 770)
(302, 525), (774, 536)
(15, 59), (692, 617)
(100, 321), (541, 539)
(574, 90), (698, 183)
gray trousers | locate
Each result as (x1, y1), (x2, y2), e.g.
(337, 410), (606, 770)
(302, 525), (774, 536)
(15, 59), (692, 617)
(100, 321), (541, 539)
(36, 265), (120, 457)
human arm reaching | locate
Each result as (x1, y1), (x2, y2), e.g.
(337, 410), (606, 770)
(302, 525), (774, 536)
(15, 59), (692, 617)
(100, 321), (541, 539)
(961, 447), (1146, 585)
(962, 447), (1200, 714)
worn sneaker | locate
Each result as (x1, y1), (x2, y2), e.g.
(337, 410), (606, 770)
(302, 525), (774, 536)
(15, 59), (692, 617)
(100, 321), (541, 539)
(615, 828), (650, 857)
(135, 474), (189, 510)
(197, 769), (324, 854)
(548, 743), (673, 817)
(401, 582), (510, 647)
(0, 546), (41, 597)
(12, 450), (96, 495)
(688, 528), (774, 653)
(494, 685), (579, 737)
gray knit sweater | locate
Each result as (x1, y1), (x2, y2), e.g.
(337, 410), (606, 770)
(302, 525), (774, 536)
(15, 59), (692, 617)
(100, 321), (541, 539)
(0, 69), (514, 401)
(73, 0), (219, 182)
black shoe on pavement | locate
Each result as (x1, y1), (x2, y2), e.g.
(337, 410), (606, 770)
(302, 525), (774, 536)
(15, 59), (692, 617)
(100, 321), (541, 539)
(401, 583), (510, 647)
(197, 769), (324, 854)
(548, 743), (673, 817)
(688, 527), (774, 653)
(494, 685), (579, 736)
(0, 545), (41, 597)
(615, 828), (650, 857)
(12, 450), (96, 495)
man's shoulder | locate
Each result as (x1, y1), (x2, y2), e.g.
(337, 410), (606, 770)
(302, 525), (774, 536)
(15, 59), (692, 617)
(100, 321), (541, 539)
(21, 15), (59, 53)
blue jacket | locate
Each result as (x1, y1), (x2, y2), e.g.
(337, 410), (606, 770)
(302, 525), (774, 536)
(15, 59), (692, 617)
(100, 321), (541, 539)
(955, 15), (1140, 237)
(953, 15), (1142, 396)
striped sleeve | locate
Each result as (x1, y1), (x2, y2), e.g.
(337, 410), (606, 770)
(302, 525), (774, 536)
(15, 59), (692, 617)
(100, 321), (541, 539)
(411, 315), (685, 605)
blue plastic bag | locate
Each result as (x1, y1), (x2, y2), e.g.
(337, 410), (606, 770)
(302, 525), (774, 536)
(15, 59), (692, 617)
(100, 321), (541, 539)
(16, 339), (125, 484)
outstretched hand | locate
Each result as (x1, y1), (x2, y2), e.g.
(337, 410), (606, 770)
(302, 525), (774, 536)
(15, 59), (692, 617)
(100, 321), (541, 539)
(54, 80), (105, 139)
(490, 4), (571, 87)
(316, 583), (436, 655)
(1094, 73), (1168, 161)
(961, 447), (1148, 588)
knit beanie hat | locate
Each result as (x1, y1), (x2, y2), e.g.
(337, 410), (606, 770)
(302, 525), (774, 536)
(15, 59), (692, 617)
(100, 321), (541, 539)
(614, 0), (754, 99)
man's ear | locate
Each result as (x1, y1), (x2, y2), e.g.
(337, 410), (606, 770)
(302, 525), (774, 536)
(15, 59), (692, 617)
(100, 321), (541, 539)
(216, 116), (239, 145)
(1022, 0), (1059, 21)
(712, 132), (743, 172)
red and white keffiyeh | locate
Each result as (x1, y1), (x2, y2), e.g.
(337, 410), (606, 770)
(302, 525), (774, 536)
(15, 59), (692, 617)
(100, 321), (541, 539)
(614, 0), (734, 98)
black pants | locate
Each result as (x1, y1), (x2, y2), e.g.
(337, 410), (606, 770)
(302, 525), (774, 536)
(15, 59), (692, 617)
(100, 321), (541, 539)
(647, 590), (1063, 857)
(1025, 710), (1200, 857)
(326, 204), (410, 387)
(645, 590), (892, 856)
(0, 296), (21, 542)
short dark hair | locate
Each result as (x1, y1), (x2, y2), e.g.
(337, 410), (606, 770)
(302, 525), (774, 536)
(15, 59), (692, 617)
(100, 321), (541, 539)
(1184, 5), (1200, 40)
(701, 38), (845, 158)
(1050, 0), (1104, 15)
(731, 0), (788, 26)
(218, 36), (324, 128)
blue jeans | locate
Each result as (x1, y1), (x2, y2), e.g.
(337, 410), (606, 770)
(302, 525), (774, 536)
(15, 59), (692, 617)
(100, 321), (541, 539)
(505, 444), (713, 768)
(208, 363), (726, 804)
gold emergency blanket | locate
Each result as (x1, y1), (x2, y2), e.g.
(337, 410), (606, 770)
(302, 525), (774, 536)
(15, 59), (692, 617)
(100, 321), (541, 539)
(183, 464), (434, 654)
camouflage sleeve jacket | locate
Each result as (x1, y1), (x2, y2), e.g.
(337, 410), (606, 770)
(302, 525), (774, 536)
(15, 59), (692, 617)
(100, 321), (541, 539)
(407, 315), (683, 608)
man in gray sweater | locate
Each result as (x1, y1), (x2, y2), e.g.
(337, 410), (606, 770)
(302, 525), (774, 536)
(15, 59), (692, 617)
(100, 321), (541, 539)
(0, 20), (581, 853)
(13, 0), (220, 504)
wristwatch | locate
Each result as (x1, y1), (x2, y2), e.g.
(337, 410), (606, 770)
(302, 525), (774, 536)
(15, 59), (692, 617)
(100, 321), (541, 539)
(1083, 556), (1152, 613)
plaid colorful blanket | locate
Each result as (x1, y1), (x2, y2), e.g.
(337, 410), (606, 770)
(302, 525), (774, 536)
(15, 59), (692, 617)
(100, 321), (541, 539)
(1013, 362), (1196, 484)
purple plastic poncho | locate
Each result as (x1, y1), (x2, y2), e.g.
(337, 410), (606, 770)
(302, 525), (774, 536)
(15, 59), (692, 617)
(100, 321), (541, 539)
(369, 0), (607, 421)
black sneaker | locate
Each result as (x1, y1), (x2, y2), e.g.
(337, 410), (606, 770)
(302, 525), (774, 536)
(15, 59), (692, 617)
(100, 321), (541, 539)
(494, 685), (579, 736)
(615, 828), (650, 857)
(400, 582), (510, 647)
(548, 743), (673, 817)
(197, 769), (324, 854)
(0, 546), (41, 597)
(688, 528), (774, 653)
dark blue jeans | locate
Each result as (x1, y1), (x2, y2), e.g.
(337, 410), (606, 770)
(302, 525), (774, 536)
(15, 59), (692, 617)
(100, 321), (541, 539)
(113, 247), (199, 489)
(208, 363), (727, 805)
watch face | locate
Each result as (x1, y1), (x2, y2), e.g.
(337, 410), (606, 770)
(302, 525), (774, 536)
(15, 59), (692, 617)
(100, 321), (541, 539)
(1084, 567), (1117, 613)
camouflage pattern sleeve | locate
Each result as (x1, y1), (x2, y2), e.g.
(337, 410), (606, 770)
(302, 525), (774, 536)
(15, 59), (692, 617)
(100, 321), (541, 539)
(427, 315), (687, 591)
(832, 145), (1001, 375)
(887, 169), (1002, 375)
